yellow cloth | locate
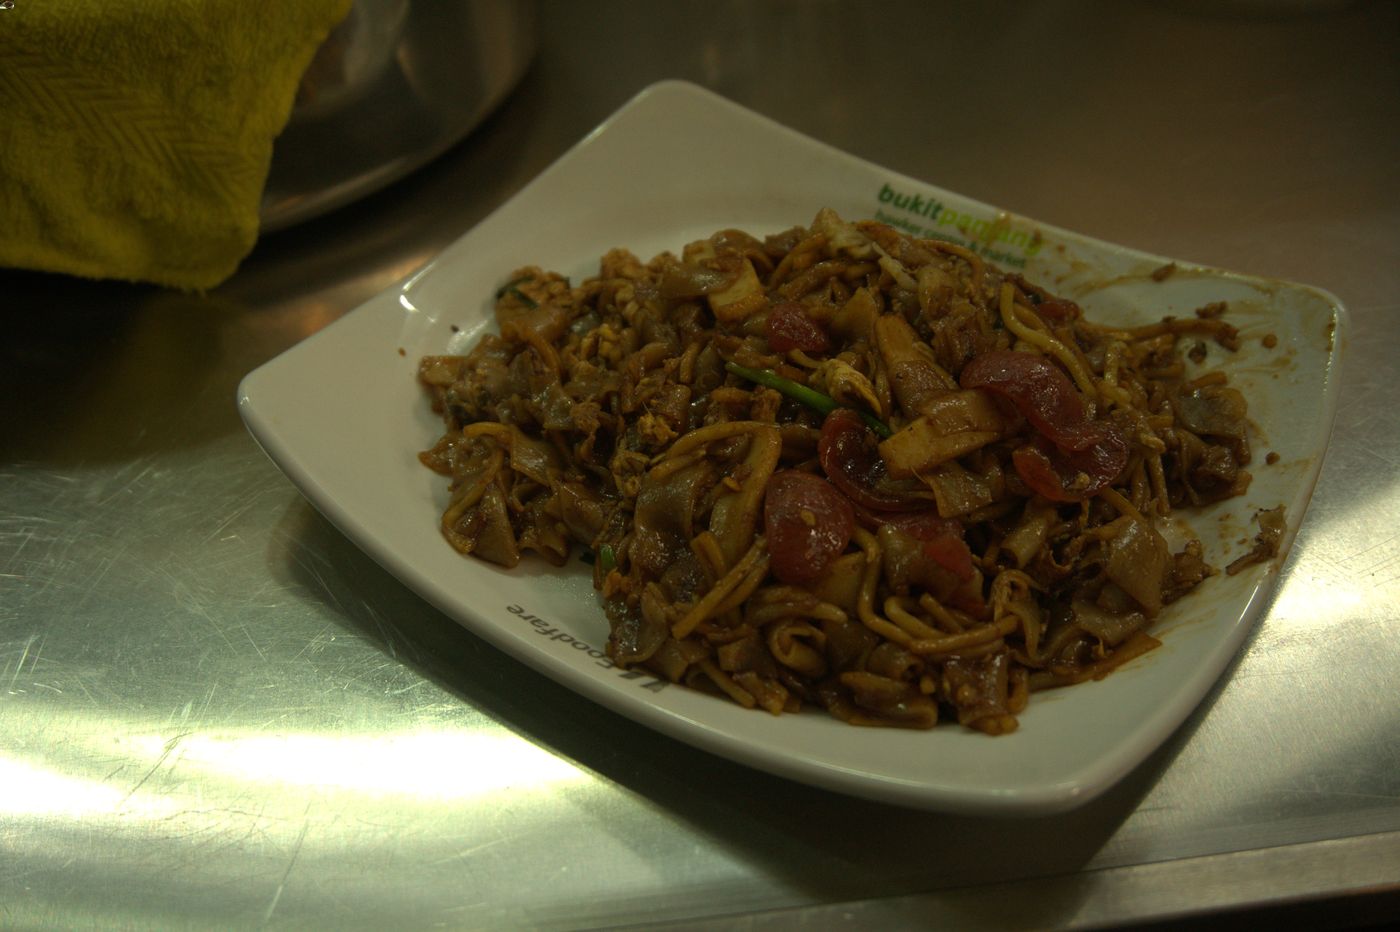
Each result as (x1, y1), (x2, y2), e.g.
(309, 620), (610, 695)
(0, 0), (352, 290)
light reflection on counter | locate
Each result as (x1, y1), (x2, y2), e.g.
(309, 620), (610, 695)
(1269, 574), (1365, 632)
(3, 729), (584, 823)
(119, 729), (586, 800)
(0, 757), (180, 820)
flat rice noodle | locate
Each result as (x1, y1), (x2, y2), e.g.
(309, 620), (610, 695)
(709, 261), (766, 320)
(648, 382), (692, 428)
(878, 415), (1000, 479)
(874, 314), (956, 417)
(607, 585), (671, 667)
(942, 653), (1016, 734)
(548, 482), (610, 546)
(632, 460), (713, 578)
(659, 549), (710, 604)
(1174, 429), (1251, 505)
(419, 355), (467, 389)
(878, 523), (965, 600)
(469, 484), (520, 568)
(1164, 538), (1214, 602)
(506, 429), (560, 486)
(626, 341), (675, 378)
(820, 611), (880, 672)
(1027, 602), (1086, 667)
(733, 670), (793, 715)
(709, 228), (769, 262)
(915, 262), (962, 323)
(838, 671), (939, 728)
(1000, 500), (1058, 568)
(717, 633), (775, 676)
(671, 244), (766, 322)
(1104, 517), (1169, 616)
(1071, 594), (1148, 648)
(919, 389), (1006, 436)
(531, 381), (576, 430)
(1175, 385), (1250, 463)
(864, 641), (923, 682)
(563, 363), (622, 402)
(647, 636), (712, 682)
(658, 253), (743, 299)
(923, 459), (999, 518)
(990, 570), (1044, 659)
(805, 551), (866, 615)
(499, 299), (574, 346)
(767, 620), (828, 678)
(1226, 505), (1287, 576)
(829, 286), (879, 344)
(709, 426), (782, 567)
(856, 220), (937, 267)
(516, 502), (570, 567)
(459, 422), (559, 487)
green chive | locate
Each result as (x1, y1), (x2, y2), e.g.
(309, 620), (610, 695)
(724, 361), (892, 438)
(495, 276), (540, 309)
(495, 275), (534, 298)
(505, 287), (538, 310)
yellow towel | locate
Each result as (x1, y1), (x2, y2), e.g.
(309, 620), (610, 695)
(0, 0), (352, 290)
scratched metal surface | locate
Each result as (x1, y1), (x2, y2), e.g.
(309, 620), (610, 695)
(3, 2), (1399, 929)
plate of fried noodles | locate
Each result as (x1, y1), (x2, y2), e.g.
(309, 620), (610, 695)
(239, 81), (1345, 814)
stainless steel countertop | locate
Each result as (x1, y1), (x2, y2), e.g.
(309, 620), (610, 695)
(4, 2), (1398, 928)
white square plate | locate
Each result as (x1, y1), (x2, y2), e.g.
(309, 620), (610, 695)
(238, 81), (1345, 815)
